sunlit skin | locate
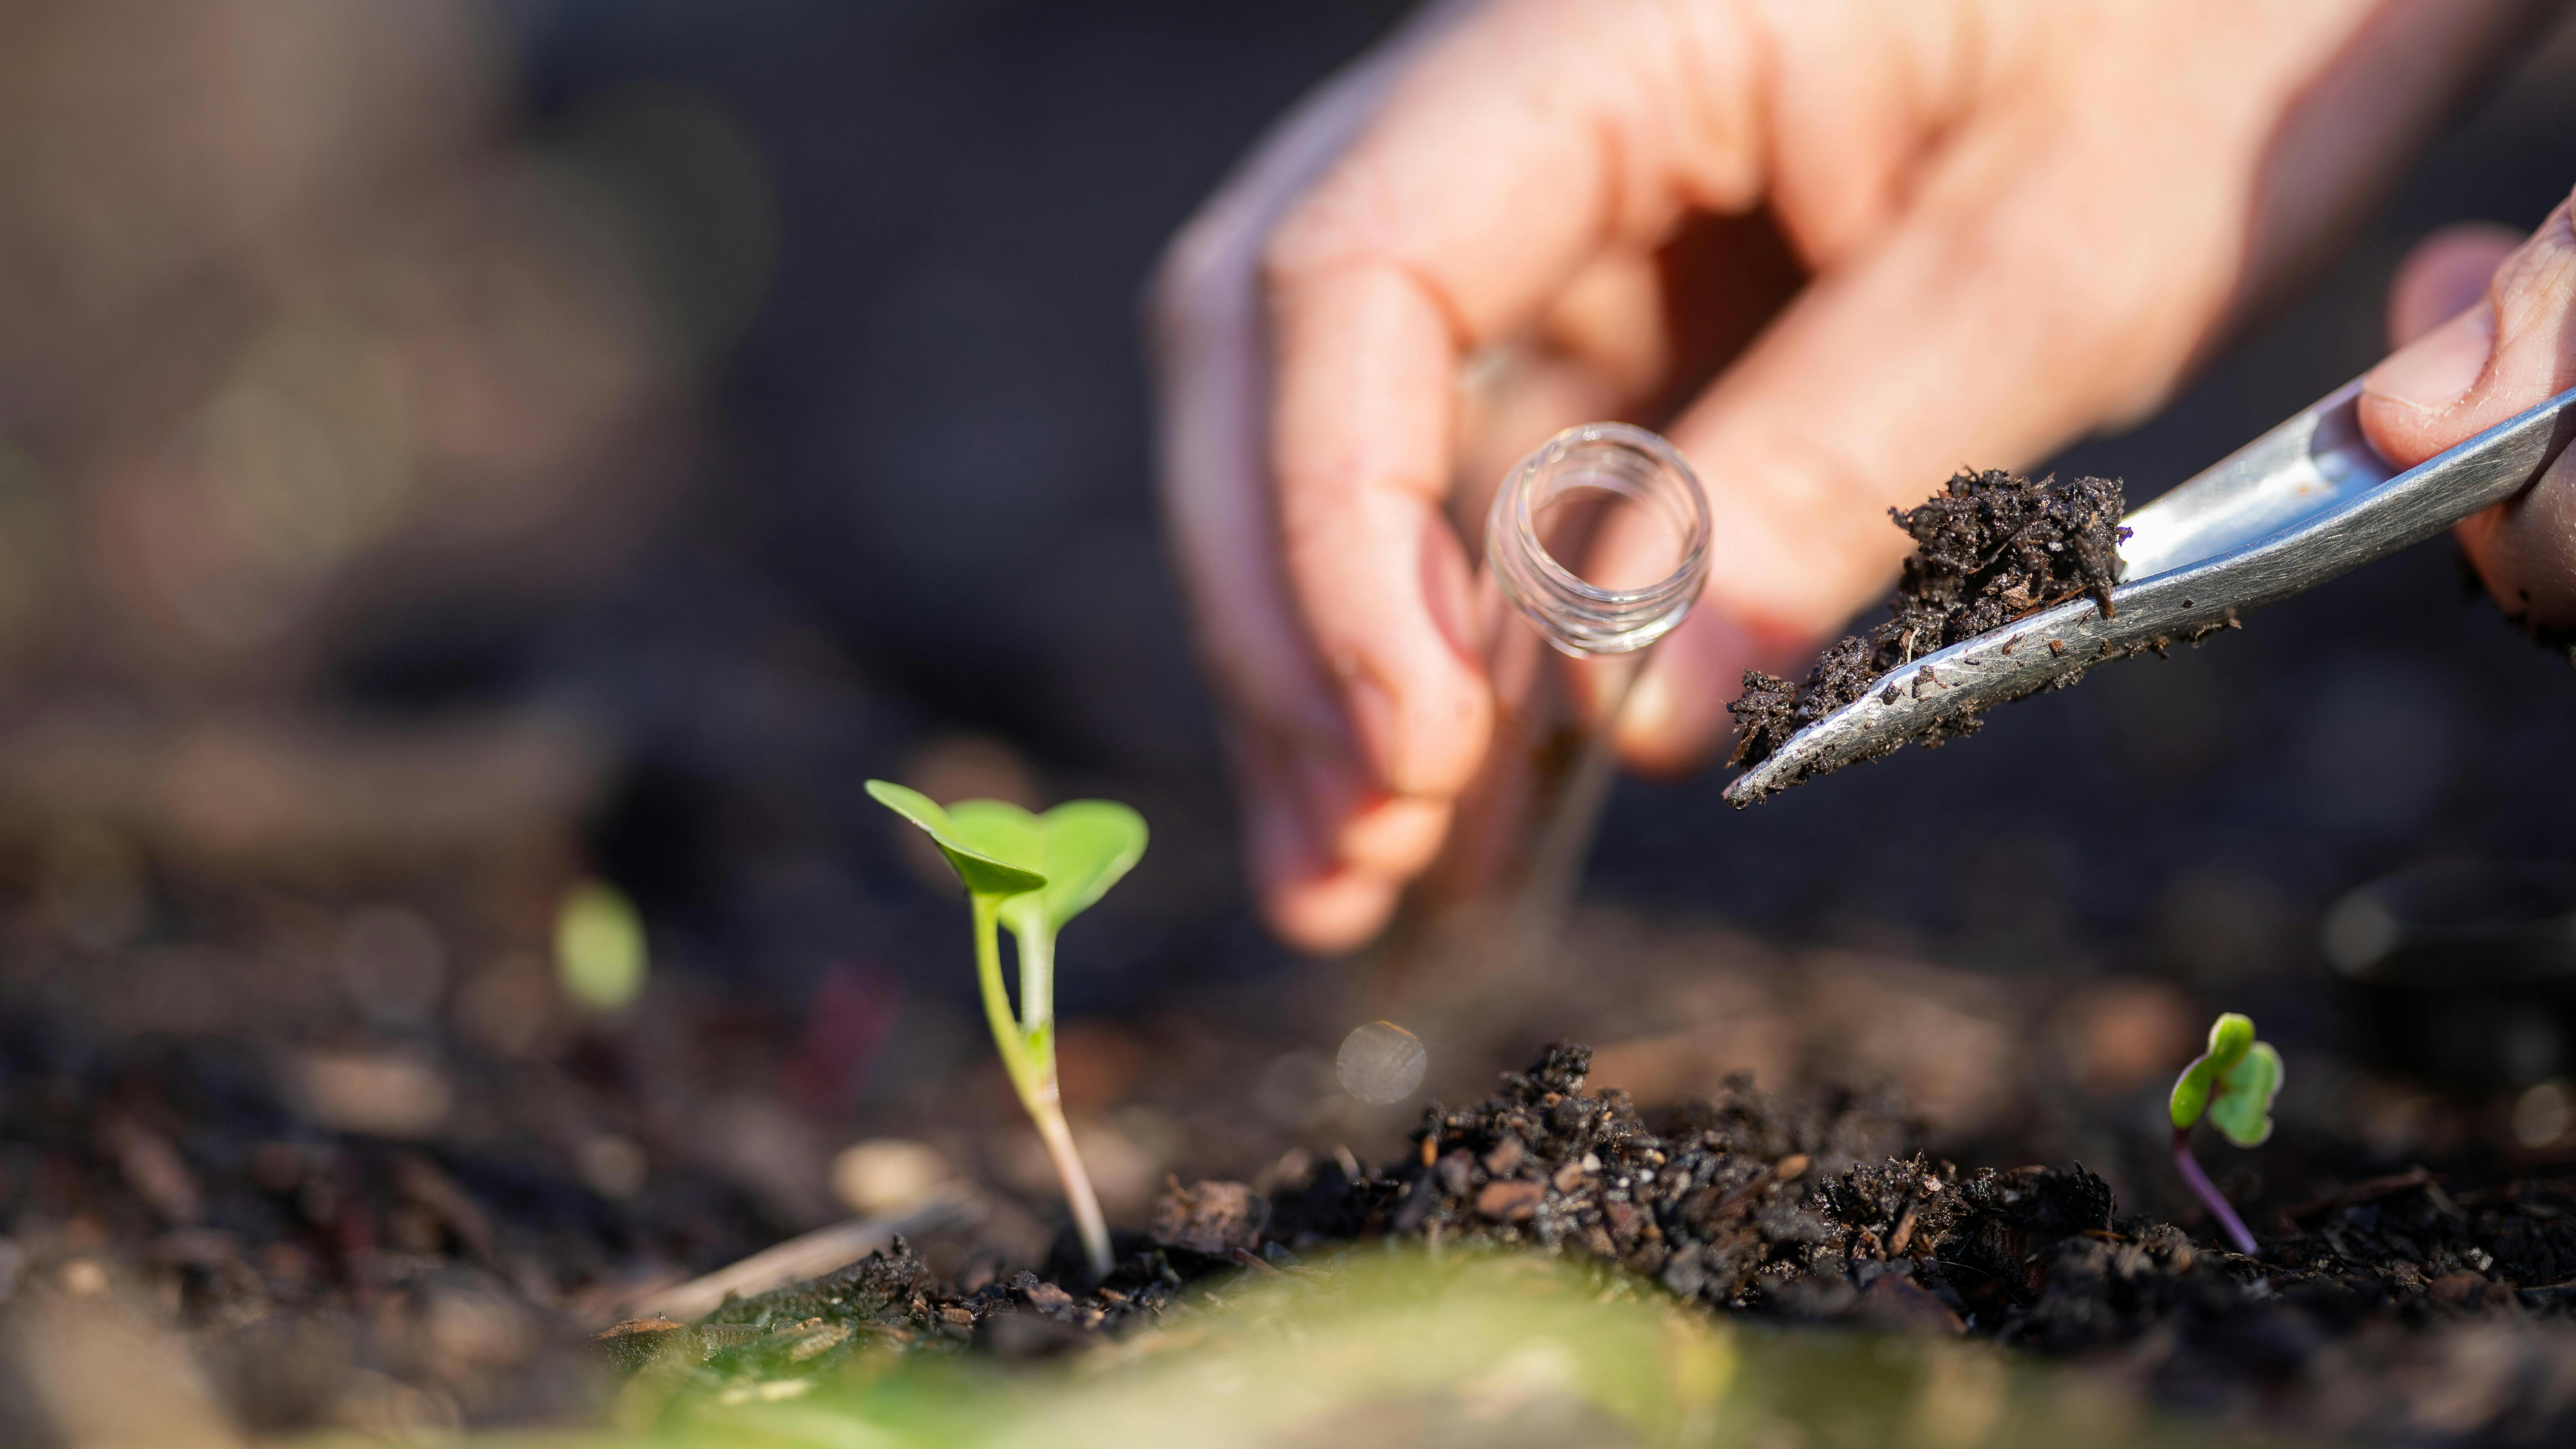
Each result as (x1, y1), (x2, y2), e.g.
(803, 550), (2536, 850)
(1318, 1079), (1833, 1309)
(1152, 0), (2546, 953)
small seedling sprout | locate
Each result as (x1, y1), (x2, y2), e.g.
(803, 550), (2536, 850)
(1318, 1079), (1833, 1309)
(556, 880), (648, 1014)
(2168, 1012), (2283, 1257)
(866, 780), (1146, 1278)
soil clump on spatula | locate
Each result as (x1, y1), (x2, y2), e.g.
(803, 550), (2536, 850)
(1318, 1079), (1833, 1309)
(1727, 468), (2129, 772)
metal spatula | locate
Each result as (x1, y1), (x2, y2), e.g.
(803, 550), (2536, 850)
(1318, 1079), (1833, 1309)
(1724, 380), (2576, 806)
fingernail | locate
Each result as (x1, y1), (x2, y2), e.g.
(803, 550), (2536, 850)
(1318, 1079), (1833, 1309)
(2367, 304), (2496, 417)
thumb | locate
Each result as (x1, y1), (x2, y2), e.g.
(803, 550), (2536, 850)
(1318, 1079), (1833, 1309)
(2383, 222), (2522, 348)
(2361, 190), (2576, 628)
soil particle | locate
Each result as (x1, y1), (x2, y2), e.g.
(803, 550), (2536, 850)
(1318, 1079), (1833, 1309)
(1016, 1273), (1074, 1313)
(1317, 1046), (2576, 1370)
(1268, 1043), (1913, 1312)
(1728, 469), (2130, 774)
(1150, 1178), (1270, 1257)
(1475, 1179), (1545, 1223)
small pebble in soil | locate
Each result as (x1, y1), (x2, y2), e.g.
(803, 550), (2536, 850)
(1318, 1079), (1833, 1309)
(1151, 1179), (1269, 1257)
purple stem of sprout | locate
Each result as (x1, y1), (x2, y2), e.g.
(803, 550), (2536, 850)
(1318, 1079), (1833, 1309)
(2172, 1126), (2258, 1257)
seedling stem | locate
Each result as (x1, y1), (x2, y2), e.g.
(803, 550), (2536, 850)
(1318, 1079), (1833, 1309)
(2168, 1124), (2257, 1257)
(869, 781), (1143, 1279)
(971, 892), (1108, 1274)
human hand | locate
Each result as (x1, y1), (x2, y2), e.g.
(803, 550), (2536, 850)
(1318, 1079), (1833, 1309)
(1155, 0), (2539, 952)
(2360, 194), (2576, 634)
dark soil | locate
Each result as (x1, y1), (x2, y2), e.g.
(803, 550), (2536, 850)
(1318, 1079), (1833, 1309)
(1728, 469), (2130, 771)
(631, 1043), (2576, 1440)
(0, 998), (794, 1435)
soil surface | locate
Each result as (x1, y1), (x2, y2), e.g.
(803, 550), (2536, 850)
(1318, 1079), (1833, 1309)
(614, 1043), (2576, 1443)
(1729, 469), (2130, 772)
(7, 7), (2576, 1449)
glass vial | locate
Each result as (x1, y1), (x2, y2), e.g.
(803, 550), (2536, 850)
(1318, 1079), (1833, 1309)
(1361, 421), (1710, 1040)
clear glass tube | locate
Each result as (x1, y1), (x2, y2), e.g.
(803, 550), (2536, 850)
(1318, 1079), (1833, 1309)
(1361, 422), (1710, 1041)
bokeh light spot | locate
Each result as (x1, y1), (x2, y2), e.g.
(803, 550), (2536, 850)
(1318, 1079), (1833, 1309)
(1337, 1020), (1427, 1105)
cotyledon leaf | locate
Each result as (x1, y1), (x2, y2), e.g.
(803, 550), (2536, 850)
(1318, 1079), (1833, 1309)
(2207, 1041), (2283, 1148)
(945, 798), (1148, 935)
(865, 780), (1046, 898)
(2169, 1012), (2257, 1131)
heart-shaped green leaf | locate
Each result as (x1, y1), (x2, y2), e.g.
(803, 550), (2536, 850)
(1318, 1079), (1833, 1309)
(2169, 1012), (2256, 1130)
(945, 798), (1148, 932)
(866, 780), (1046, 898)
(2207, 1041), (2282, 1148)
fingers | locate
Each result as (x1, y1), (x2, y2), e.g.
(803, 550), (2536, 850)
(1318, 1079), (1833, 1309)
(2386, 223), (2522, 345)
(1615, 606), (1801, 777)
(1612, 122), (2250, 771)
(1594, 0), (2543, 776)
(1238, 734), (1412, 952)
(1149, 1), (1480, 951)
(2361, 191), (2576, 628)
(1261, 0), (1760, 786)
(2361, 200), (2576, 463)
(1236, 0), (1776, 943)
(1265, 258), (1486, 797)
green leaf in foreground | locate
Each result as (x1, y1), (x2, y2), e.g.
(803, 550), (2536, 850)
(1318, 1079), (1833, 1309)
(616, 1250), (2272, 1449)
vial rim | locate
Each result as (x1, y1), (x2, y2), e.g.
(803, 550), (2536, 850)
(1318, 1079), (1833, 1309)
(1488, 422), (1712, 655)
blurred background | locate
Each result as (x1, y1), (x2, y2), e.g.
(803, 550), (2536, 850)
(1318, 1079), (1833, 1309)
(6, 0), (2576, 1436)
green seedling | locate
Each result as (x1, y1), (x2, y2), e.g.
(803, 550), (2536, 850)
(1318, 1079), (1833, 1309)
(867, 780), (1146, 1277)
(557, 880), (648, 1013)
(2167, 1012), (2283, 1257)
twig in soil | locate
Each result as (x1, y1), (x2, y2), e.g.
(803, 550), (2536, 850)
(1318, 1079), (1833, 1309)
(2280, 1168), (2439, 1221)
(1888, 1207), (1919, 1256)
(2167, 1013), (2283, 1257)
(1931, 1257), (2010, 1290)
(630, 1195), (979, 1325)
